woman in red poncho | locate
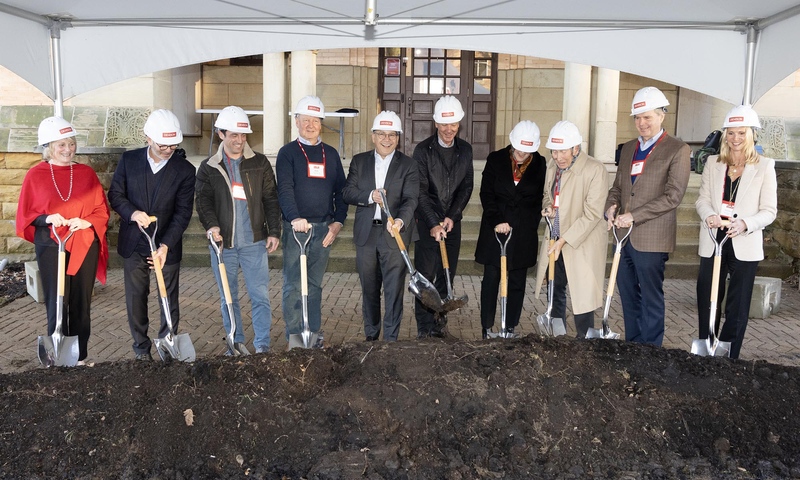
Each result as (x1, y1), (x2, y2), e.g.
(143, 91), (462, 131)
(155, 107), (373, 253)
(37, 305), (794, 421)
(16, 116), (109, 364)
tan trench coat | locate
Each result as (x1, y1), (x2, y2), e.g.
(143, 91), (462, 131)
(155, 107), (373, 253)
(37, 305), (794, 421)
(534, 151), (608, 315)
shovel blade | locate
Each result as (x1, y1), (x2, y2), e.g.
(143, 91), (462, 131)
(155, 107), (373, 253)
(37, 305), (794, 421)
(550, 317), (567, 337)
(691, 338), (731, 357)
(410, 272), (444, 311)
(37, 334), (79, 367)
(288, 332), (323, 350)
(441, 294), (469, 313)
(154, 333), (196, 362)
(586, 325), (621, 340)
(535, 314), (550, 336)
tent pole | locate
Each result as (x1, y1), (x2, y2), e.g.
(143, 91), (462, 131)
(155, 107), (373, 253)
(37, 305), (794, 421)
(49, 22), (65, 117)
(742, 24), (760, 106)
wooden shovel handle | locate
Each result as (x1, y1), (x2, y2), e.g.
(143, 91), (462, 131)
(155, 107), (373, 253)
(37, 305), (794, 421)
(151, 250), (168, 299)
(387, 216), (407, 251)
(218, 263), (233, 304)
(547, 239), (556, 281)
(439, 238), (450, 269)
(500, 255), (507, 298)
(607, 251), (621, 298)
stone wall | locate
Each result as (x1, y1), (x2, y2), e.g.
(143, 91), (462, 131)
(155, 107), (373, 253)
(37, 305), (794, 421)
(772, 162), (800, 270)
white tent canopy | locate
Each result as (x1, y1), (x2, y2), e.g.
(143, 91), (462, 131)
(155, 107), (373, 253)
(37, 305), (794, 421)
(2, 0), (800, 108)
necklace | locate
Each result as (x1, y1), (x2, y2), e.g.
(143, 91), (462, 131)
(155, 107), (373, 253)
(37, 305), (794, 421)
(49, 161), (73, 202)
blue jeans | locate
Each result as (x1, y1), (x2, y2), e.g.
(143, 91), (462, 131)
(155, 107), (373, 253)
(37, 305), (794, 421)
(209, 240), (272, 351)
(617, 241), (669, 346)
(282, 220), (332, 338)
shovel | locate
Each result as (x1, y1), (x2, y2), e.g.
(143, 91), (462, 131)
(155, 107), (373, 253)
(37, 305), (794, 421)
(139, 217), (196, 362)
(487, 228), (515, 339)
(438, 227), (469, 313)
(288, 226), (323, 349)
(691, 221), (732, 357)
(536, 216), (567, 337)
(208, 233), (250, 356)
(586, 225), (631, 340)
(37, 225), (79, 367)
(377, 190), (444, 312)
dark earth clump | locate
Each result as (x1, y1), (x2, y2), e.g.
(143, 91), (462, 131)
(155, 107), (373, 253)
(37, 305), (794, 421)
(0, 262), (26, 307)
(2, 335), (800, 479)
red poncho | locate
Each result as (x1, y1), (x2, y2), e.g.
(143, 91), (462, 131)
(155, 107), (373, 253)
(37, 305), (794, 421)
(16, 161), (110, 284)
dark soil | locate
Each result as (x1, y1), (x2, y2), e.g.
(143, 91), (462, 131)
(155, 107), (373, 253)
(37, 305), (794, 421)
(2, 335), (800, 479)
(0, 262), (27, 307)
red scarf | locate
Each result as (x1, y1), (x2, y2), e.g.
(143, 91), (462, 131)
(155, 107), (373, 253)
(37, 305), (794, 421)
(16, 161), (110, 284)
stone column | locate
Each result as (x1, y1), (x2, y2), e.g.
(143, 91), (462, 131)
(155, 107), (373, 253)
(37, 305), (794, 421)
(263, 52), (286, 157)
(290, 50), (317, 141)
(593, 68), (620, 165)
(562, 63), (592, 152)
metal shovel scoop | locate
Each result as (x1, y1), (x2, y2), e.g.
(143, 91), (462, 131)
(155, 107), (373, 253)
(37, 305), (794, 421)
(37, 225), (79, 367)
(208, 233), (250, 356)
(438, 228), (469, 313)
(487, 228), (516, 339)
(691, 222), (732, 357)
(377, 191), (444, 312)
(586, 225), (631, 340)
(288, 225), (323, 350)
(139, 217), (196, 362)
(536, 217), (567, 337)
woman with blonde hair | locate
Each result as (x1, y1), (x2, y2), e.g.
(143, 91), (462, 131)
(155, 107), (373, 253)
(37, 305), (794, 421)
(695, 105), (777, 359)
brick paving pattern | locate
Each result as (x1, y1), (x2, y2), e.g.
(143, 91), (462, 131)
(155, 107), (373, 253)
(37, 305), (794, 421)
(2, 267), (799, 374)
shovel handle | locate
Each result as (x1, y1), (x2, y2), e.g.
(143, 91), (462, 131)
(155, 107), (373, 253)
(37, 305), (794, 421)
(151, 249), (168, 299)
(300, 254), (309, 296)
(439, 238), (450, 269)
(547, 239), (555, 281)
(500, 255), (507, 298)
(388, 216), (407, 251)
(607, 251), (621, 297)
(710, 254), (722, 303)
(218, 263), (233, 304)
(148, 215), (157, 222)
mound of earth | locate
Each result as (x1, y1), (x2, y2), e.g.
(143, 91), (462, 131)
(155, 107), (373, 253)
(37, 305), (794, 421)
(1, 336), (800, 479)
(0, 262), (26, 307)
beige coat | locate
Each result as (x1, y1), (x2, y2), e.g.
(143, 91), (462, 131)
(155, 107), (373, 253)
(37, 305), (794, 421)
(534, 151), (608, 315)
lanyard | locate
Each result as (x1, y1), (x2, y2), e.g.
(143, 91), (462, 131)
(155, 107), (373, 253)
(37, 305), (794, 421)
(297, 139), (326, 170)
(631, 133), (667, 176)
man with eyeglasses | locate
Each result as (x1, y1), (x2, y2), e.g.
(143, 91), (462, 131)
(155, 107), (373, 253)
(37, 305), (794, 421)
(108, 109), (196, 361)
(343, 111), (418, 341)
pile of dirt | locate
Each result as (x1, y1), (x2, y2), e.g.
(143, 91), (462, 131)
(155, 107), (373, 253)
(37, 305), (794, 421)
(0, 262), (26, 307)
(2, 336), (800, 479)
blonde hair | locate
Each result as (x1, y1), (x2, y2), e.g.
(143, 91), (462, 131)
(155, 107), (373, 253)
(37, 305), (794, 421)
(718, 127), (759, 166)
(42, 137), (77, 161)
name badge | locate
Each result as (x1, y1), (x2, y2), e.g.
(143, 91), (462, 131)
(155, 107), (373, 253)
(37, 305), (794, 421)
(232, 182), (247, 201)
(630, 160), (645, 176)
(553, 193), (560, 208)
(720, 200), (735, 219)
(308, 163), (326, 179)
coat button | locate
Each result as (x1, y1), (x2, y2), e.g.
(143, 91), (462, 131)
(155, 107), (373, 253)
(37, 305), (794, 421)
(631, 192), (635, 196)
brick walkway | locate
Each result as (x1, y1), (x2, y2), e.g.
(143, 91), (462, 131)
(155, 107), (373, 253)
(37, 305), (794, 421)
(2, 267), (799, 374)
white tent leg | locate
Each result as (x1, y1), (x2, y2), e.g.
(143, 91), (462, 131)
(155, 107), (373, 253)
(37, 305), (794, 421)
(742, 24), (760, 106)
(50, 22), (64, 117)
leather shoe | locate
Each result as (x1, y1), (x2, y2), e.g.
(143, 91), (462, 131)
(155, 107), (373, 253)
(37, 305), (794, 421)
(429, 329), (446, 338)
(365, 335), (378, 341)
(416, 331), (429, 339)
(135, 352), (152, 361)
(482, 329), (490, 340)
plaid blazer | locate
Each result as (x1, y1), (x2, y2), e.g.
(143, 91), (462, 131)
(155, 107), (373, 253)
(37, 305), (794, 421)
(605, 133), (691, 253)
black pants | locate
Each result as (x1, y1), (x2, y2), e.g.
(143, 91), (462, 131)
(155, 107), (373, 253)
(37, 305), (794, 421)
(696, 240), (759, 359)
(550, 255), (595, 338)
(123, 253), (181, 355)
(36, 239), (99, 361)
(480, 264), (527, 330)
(413, 221), (461, 335)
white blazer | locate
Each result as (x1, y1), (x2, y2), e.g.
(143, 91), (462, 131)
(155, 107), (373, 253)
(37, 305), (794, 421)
(695, 155), (777, 261)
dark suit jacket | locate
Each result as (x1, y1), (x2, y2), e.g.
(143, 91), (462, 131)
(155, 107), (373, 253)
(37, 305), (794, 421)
(108, 147), (196, 264)
(605, 133), (690, 253)
(342, 150), (419, 248)
(474, 146), (546, 269)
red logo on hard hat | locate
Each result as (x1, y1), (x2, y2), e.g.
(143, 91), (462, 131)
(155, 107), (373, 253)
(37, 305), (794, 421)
(308, 105), (321, 112)
(728, 116), (744, 122)
(551, 138), (563, 144)
(442, 112), (454, 117)
(237, 122), (248, 128)
(163, 132), (177, 138)
(521, 140), (534, 146)
(633, 102), (646, 109)
(379, 120), (393, 126)
(59, 127), (73, 134)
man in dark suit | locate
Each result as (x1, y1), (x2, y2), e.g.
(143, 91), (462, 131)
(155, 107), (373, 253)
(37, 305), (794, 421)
(343, 111), (419, 341)
(108, 109), (196, 361)
(604, 87), (691, 346)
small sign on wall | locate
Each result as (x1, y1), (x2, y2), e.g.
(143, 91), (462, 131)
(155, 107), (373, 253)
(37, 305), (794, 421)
(385, 58), (400, 76)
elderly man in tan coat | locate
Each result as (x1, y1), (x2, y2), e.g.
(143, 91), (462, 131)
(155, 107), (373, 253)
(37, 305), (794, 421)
(535, 121), (608, 338)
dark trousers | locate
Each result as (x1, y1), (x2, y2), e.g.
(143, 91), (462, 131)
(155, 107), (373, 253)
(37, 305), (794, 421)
(617, 241), (669, 346)
(36, 239), (99, 361)
(696, 240), (759, 359)
(123, 253), (181, 355)
(356, 224), (407, 341)
(414, 221), (461, 335)
(550, 255), (595, 338)
(480, 264), (527, 330)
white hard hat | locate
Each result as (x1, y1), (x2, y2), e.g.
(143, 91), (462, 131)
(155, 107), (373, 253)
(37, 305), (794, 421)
(371, 111), (402, 133)
(723, 104), (761, 129)
(546, 120), (582, 150)
(143, 109), (183, 145)
(295, 95), (325, 118)
(433, 95), (465, 124)
(630, 86), (670, 116)
(214, 106), (252, 134)
(509, 121), (540, 153)
(37, 116), (77, 145)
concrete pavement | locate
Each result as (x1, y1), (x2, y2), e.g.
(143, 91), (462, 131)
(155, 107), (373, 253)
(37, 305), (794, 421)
(1, 267), (799, 374)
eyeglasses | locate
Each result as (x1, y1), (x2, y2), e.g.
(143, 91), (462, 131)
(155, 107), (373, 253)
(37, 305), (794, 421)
(155, 143), (179, 151)
(373, 132), (399, 139)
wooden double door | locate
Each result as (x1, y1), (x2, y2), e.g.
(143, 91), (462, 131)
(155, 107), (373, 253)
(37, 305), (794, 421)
(379, 48), (497, 160)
